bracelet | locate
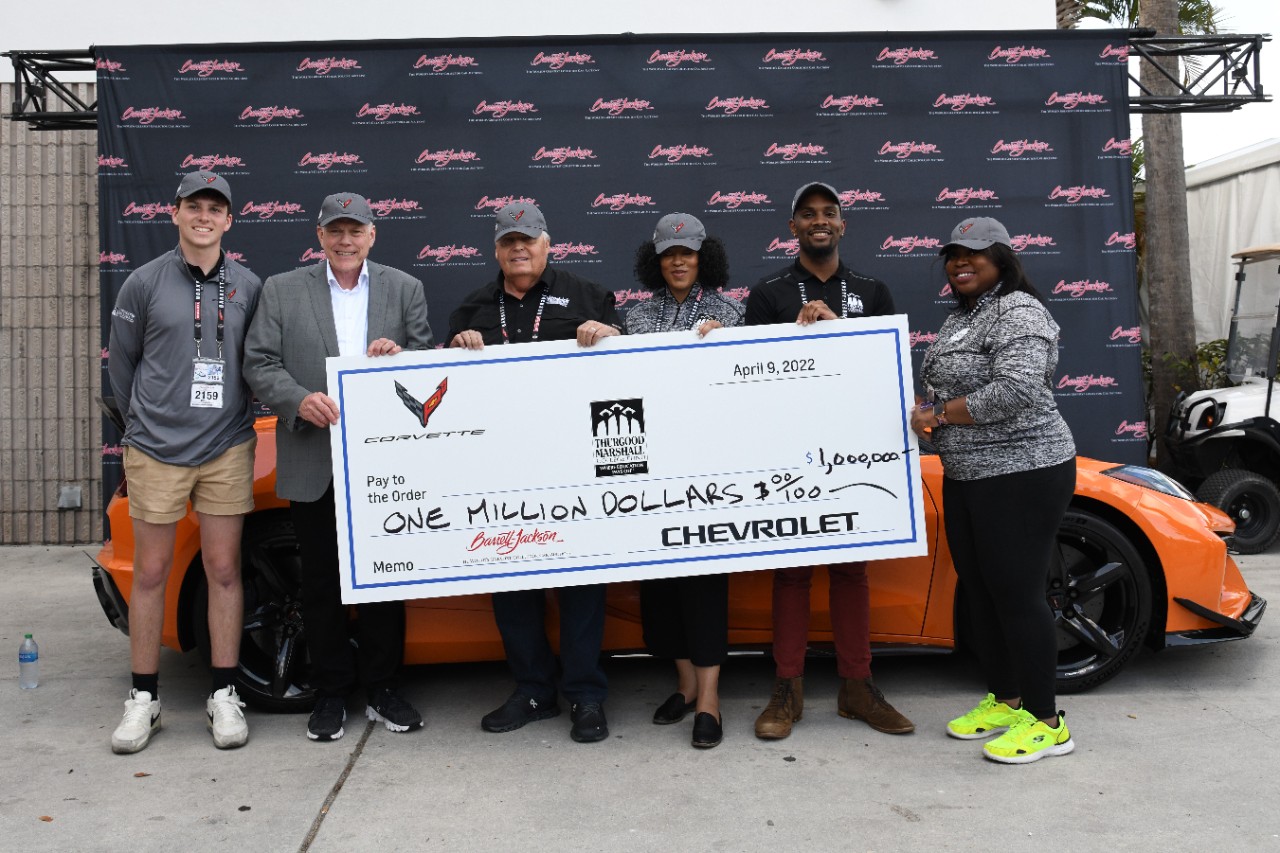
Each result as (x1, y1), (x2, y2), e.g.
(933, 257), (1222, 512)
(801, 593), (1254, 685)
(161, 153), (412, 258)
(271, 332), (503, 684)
(935, 402), (949, 426)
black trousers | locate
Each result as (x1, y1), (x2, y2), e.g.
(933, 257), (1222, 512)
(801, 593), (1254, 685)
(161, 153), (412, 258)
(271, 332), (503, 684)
(942, 458), (1075, 720)
(291, 483), (405, 699)
(492, 585), (608, 705)
(640, 574), (728, 667)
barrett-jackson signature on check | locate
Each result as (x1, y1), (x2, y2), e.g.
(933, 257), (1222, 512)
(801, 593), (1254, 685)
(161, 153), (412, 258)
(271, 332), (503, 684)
(327, 317), (926, 603)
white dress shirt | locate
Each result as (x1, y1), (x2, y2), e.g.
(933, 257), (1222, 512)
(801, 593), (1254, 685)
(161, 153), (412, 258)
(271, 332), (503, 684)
(326, 260), (370, 357)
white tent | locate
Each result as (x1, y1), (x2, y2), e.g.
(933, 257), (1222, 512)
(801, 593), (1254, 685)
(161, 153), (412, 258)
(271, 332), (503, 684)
(1186, 138), (1280, 342)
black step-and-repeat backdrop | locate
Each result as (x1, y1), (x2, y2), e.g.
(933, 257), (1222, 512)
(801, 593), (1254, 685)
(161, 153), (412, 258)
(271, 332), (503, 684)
(96, 30), (1145, 509)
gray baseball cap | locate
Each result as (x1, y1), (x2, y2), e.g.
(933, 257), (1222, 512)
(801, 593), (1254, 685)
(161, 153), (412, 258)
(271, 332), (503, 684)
(494, 201), (547, 241)
(175, 170), (232, 206)
(652, 213), (706, 254)
(941, 217), (1012, 253)
(317, 193), (375, 226)
(791, 181), (840, 214)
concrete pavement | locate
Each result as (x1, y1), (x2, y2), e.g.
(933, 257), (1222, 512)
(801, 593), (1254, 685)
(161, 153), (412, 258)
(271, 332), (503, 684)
(2, 545), (1278, 852)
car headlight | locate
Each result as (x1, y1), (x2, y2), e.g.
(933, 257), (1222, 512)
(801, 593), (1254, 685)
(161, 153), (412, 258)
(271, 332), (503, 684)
(1101, 465), (1196, 501)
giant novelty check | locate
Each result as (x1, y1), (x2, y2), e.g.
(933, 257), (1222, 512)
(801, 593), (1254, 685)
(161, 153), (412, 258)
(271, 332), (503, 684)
(328, 317), (927, 604)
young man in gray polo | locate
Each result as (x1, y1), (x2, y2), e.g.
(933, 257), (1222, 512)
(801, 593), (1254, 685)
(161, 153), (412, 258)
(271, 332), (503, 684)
(107, 170), (263, 753)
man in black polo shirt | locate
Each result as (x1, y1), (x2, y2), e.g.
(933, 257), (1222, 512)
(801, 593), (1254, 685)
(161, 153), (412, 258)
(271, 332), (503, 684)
(449, 201), (621, 742)
(746, 181), (915, 740)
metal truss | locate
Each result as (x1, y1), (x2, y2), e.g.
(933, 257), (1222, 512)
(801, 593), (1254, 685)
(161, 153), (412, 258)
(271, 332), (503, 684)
(1128, 32), (1271, 114)
(3, 50), (97, 130)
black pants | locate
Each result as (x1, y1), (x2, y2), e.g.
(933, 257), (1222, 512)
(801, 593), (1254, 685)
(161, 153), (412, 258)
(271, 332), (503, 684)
(492, 585), (608, 705)
(291, 483), (405, 699)
(942, 458), (1075, 720)
(640, 574), (728, 667)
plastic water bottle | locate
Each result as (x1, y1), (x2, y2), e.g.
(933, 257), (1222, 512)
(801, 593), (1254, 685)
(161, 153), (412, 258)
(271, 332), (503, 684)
(18, 634), (38, 689)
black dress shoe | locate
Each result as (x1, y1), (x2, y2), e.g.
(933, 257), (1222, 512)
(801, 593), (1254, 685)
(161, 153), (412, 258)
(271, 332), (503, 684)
(691, 711), (723, 749)
(652, 692), (696, 725)
(570, 702), (609, 743)
(481, 693), (560, 733)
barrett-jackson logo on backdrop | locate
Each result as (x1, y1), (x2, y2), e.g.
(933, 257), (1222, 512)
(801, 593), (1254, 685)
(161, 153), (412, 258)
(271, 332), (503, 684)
(592, 399), (649, 477)
(471, 99), (541, 122)
(1009, 233), (1060, 254)
(703, 96), (771, 117)
(1050, 278), (1117, 301)
(531, 146), (600, 169)
(1113, 420), (1148, 442)
(877, 235), (944, 258)
(876, 140), (943, 162)
(239, 200), (308, 222)
(96, 57), (126, 75)
(412, 53), (480, 75)
(706, 191), (774, 212)
(1108, 326), (1143, 347)
(985, 45), (1053, 66)
(840, 189), (889, 210)
(1099, 44), (1131, 63)
(529, 51), (597, 72)
(1103, 231), (1138, 253)
(121, 201), (176, 221)
(989, 138), (1057, 161)
(179, 154), (247, 175)
(910, 330), (939, 350)
(589, 192), (657, 213)
(645, 49), (714, 70)
(1056, 374), (1121, 396)
(294, 56), (364, 77)
(818, 94), (886, 116)
(119, 106), (188, 127)
(761, 48), (829, 69)
(176, 58), (246, 79)
(931, 93), (998, 114)
(647, 144), (715, 166)
(1099, 137), (1133, 159)
(587, 97), (656, 119)
(299, 248), (327, 263)
(368, 198), (426, 220)
(354, 102), (423, 125)
(1046, 184), (1113, 207)
(98, 154), (130, 174)
(1043, 91), (1110, 113)
(99, 251), (130, 268)
(414, 244), (484, 266)
(762, 142), (830, 164)
(226, 251), (247, 264)
(614, 289), (653, 308)
(237, 105), (306, 126)
(874, 46), (941, 67)
(934, 187), (1001, 209)
(473, 195), (537, 217)
(296, 151), (366, 174)
(549, 241), (603, 264)
(413, 147), (482, 173)
(764, 237), (801, 258)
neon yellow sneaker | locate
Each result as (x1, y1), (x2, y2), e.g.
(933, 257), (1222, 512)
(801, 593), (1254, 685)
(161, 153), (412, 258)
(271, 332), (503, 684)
(946, 693), (1022, 740)
(982, 709), (1074, 764)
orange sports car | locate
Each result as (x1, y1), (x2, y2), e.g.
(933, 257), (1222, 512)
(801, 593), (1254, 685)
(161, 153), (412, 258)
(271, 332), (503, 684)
(92, 417), (1266, 711)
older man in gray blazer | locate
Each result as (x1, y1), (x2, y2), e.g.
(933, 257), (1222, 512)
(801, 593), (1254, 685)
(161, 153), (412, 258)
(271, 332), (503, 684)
(244, 192), (434, 742)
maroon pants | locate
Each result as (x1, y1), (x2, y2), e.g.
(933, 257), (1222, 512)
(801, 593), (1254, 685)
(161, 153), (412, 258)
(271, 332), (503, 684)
(771, 562), (871, 679)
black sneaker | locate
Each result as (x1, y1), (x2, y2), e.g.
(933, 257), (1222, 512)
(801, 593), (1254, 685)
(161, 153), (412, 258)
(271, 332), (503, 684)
(307, 696), (347, 742)
(366, 688), (424, 733)
(481, 692), (560, 733)
(570, 702), (609, 743)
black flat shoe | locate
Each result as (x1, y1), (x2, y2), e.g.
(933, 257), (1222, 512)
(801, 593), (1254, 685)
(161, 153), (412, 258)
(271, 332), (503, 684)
(691, 712), (723, 749)
(652, 692), (696, 725)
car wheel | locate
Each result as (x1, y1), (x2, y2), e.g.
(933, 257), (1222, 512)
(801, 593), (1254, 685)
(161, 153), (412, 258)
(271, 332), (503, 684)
(193, 510), (315, 712)
(1195, 468), (1280, 554)
(1052, 510), (1153, 694)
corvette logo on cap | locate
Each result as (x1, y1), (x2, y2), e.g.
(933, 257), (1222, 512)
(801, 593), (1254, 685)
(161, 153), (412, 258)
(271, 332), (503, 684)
(959, 222), (975, 233)
(204, 176), (217, 184)
(673, 222), (685, 233)
(511, 210), (525, 221)
(340, 198), (352, 208)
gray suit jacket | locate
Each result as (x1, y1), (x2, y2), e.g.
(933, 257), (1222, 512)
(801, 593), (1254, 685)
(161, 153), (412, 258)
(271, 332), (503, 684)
(244, 260), (435, 502)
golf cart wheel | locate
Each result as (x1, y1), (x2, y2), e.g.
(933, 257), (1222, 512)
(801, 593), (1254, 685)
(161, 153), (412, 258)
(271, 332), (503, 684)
(1196, 469), (1280, 554)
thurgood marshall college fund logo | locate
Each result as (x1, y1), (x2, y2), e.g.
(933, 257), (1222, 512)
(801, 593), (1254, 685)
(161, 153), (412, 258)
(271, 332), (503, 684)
(592, 398), (649, 476)
(395, 378), (448, 426)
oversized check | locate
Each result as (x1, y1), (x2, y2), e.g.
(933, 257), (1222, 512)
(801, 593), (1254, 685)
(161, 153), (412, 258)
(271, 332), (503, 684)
(328, 316), (926, 604)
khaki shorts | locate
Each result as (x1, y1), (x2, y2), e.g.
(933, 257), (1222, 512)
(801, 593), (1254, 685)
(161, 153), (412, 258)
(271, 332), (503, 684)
(124, 436), (257, 524)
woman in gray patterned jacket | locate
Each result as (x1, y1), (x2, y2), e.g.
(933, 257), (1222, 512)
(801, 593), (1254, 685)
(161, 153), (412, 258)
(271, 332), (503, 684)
(910, 216), (1077, 765)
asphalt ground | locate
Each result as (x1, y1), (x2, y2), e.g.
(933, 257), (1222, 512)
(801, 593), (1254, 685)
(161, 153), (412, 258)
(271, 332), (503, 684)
(2, 544), (1278, 853)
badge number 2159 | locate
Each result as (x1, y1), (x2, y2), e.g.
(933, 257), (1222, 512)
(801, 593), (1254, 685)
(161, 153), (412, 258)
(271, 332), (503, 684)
(191, 383), (223, 408)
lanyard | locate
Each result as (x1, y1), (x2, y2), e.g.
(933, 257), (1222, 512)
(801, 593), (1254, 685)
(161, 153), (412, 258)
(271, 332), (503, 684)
(192, 261), (227, 359)
(660, 283), (704, 331)
(796, 277), (848, 319)
(497, 283), (549, 344)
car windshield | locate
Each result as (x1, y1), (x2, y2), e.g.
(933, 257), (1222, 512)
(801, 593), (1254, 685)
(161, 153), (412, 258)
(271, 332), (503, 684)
(1225, 251), (1280, 383)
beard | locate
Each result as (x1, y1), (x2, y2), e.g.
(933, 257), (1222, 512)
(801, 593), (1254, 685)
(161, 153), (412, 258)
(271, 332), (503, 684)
(801, 240), (837, 260)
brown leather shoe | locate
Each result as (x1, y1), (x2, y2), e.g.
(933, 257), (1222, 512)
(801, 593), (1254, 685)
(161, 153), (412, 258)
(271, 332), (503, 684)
(838, 678), (914, 734)
(754, 676), (804, 739)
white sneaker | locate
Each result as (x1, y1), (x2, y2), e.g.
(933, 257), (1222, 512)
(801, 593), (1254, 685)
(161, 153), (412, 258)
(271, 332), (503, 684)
(111, 689), (161, 754)
(207, 685), (249, 749)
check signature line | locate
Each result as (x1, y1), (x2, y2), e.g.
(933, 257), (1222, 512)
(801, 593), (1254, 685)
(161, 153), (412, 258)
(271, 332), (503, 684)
(828, 482), (899, 500)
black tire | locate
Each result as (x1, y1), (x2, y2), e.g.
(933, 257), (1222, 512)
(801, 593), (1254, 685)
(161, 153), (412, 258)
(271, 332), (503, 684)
(1052, 510), (1153, 694)
(1195, 468), (1280, 554)
(193, 511), (315, 712)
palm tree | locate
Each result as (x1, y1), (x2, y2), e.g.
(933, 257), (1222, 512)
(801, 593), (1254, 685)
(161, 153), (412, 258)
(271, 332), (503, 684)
(1075, 0), (1223, 462)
